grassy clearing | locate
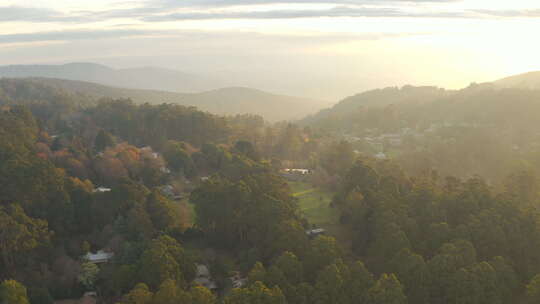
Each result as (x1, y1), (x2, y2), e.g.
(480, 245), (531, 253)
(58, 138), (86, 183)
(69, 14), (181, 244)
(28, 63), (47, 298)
(289, 181), (353, 252)
(177, 199), (197, 228)
(289, 181), (340, 231)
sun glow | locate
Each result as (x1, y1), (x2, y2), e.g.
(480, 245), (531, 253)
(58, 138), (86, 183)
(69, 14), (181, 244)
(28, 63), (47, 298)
(1, 0), (540, 97)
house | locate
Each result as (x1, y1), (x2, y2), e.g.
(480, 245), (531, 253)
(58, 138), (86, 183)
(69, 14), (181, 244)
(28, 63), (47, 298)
(83, 250), (114, 264)
(201, 176), (210, 181)
(375, 152), (387, 160)
(284, 169), (311, 174)
(194, 264), (218, 290)
(159, 185), (186, 201)
(83, 291), (97, 297)
(306, 228), (326, 238)
(230, 273), (248, 289)
(93, 187), (111, 193)
(173, 194), (186, 201)
(280, 169), (313, 181)
(160, 185), (175, 197)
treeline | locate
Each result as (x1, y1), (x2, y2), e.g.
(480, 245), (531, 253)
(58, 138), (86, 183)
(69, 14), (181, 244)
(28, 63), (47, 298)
(0, 79), (318, 165)
(330, 159), (540, 304)
(302, 85), (540, 183)
(0, 91), (321, 304)
(0, 102), (365, 304)
(303, 84), (540, 134)
(0, 106), (192, 298)
(0, 96), (270, 303)
(0, 104), (300, 304)
(6, 78), (540, 304)
(184, 158), (540, 304)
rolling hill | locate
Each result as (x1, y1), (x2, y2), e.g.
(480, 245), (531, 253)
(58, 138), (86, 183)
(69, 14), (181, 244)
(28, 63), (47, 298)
(493, 71), (540, 90)
(301, 78), (540, 132)
(0, 62), (221, 93)
(5, 77), (327, 122)
(301, 85), (451, 128)
(174, 86), (328, 122)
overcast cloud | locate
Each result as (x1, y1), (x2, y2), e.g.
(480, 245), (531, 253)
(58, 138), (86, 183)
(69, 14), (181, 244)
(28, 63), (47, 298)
(1, 0), (539, 26)
(0, 0), (539, 100)
(142, 6), (470, 21)
(0, 6), (78, 22)
(0, 27), (421, 45)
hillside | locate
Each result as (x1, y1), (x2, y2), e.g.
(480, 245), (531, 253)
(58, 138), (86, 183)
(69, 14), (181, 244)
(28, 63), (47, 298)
(0, 62), (221, 93)
(22, 77), (191, 103)
(6, 72), (540, 304)
(175, 86), (328, 121)
(301, 85), (451, 130)
(2, 77), (327, 121)
(304, 71), (540, 126)
(494, 71), (540, 90)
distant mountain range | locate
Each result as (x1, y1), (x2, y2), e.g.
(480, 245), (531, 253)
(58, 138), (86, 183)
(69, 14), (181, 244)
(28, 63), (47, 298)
(6, 77), (327, 122)
(0, 62), (221, 93)
(5, 63), (538, 123)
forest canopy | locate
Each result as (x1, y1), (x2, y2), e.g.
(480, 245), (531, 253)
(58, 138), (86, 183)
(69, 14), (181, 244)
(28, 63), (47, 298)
(2, 77), (540, 304)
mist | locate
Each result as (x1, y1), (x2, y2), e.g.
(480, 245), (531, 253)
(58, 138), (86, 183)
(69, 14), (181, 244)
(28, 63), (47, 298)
(3, 1), (540, 304)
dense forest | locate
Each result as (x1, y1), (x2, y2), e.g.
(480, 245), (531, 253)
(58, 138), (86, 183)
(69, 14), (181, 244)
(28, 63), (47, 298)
(3, 78), (540, 304)
(302, 84), (540, 184)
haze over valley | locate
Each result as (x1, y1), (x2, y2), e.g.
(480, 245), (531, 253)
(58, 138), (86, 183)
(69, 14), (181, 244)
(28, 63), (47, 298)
(0, 65), (329, 121)
(3, 1), (540, 304)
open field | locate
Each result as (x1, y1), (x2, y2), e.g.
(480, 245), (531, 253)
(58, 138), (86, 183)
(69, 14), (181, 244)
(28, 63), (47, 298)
(178, 198), (196, 228)
(289, 181), (339, 231)
(289, 181), (353, 252)
(182, 182), (352, 251)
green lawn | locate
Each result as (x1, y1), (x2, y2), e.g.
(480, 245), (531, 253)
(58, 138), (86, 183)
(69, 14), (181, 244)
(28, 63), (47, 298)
(290, 181), (353, 252)
(289, 181), (340, 231)
(177, 199), (197, 228)
(183, 182), (336, 230)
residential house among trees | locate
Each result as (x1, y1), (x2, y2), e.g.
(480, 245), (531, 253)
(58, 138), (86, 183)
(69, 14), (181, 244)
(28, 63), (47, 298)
(83, 250), (114, 264)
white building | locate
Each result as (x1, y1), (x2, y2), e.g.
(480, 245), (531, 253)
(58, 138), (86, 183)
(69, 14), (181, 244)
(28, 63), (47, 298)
(284, 169), (311, 174)
(306, 228), (326, 237)
(83, 250), (114, 264)
(375, 152), (387, 160)
(93, 187), (111, 193)
(230, 274), (248, 289)
(194, 264), (218, 290)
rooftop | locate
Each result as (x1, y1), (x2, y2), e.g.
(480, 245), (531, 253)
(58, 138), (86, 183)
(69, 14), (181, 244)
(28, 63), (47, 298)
(306, 228), (326, 236)
(83, 250), (114, 263)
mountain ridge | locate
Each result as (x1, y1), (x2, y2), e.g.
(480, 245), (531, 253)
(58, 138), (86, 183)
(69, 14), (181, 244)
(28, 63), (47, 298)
(493, 71), (540, 90)
(0, 62), (219, 93)
(2, 77), (327, 122)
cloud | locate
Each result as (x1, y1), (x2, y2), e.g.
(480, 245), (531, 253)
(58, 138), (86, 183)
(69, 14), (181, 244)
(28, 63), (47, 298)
(2, 0), (538, 27)
(0, 0), (462, 24)
(154, 0), (459, 7)
(0, 5), (79, 22)
(0, 28), (422, 45)
(143, 5), (468, 21)
(0, 29), (156, 44)
(471, 9), (540, 18)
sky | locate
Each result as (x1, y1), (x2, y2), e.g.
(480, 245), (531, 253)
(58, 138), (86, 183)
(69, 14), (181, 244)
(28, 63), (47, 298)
(0, 0), (540, 100)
